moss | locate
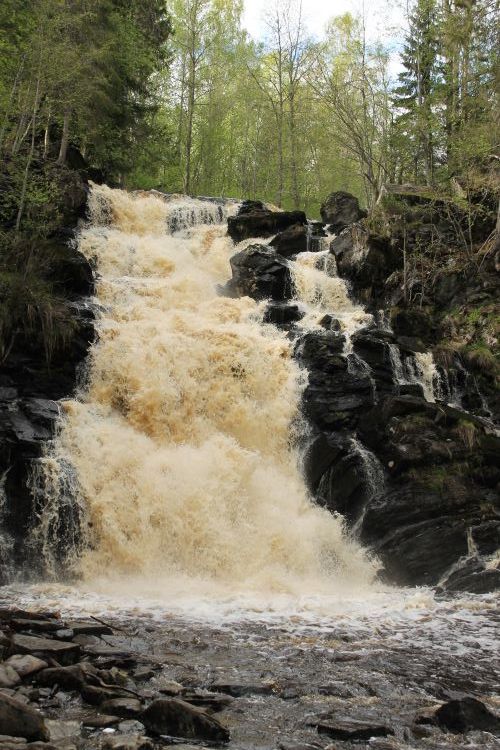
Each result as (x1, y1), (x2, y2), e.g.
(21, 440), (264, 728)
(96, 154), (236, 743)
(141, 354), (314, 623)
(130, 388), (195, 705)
(453, 419), (479, 450)
(461, 341), (498, 374)
(433, 342), (459, 368)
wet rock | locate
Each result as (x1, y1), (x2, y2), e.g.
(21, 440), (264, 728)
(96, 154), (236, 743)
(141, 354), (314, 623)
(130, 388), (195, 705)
(101, 736), (153, 750)
(318, 314), (341, 331)
(320, 192), (367, 233)
(82, 715), (121, 728)
(9, 621), (60, 635)
(117, 721), (145, 733)
(36, 665), (88, 691)
(298, 331), (373, 431)
(316, 718), (393, 741)
(0, 668), (20, 690)
(67, 621), (113, 637)
(330, 224), (400, 307)
(5, 657), (47, 679)
(227, 201), (306, 243)
(440, 557), (500, 594)
(81, 685), (127, 706)
(9, 634), (81, 666)
(225, 244), (292, 301)
(0, 693), (49, 741)
(211, 680), (274, 697)
(270, 224), (308, 256)
(180, 689), (234, 712)
(45, 720), (80, 741)
(100, 698), (142, 719)
(264, 302), (304, 326)
(141, 698), (230, 742)
(423, 697), (500, 734)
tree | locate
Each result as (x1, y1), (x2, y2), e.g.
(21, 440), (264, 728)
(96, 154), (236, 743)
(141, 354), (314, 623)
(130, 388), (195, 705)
(393, 0), (440, 184)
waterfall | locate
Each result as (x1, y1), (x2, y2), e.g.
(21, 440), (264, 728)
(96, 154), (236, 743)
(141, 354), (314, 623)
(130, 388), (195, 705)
(388, 346), (439, 403)
(290, 250), (372, 337)
(34, 185), (376, 597)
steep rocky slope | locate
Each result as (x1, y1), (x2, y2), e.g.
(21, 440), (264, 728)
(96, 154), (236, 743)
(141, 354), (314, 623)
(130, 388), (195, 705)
(225, 189), (499, 592)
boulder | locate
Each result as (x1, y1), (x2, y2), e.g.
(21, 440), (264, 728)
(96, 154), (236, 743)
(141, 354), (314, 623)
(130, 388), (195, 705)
(141, 698), (230, 742)
(263, 302), (304, 326)
(224, 244), (292, 301)
(435, 697), (500, 734)
(4, 656), (47, 678)
(320, 191), (367, 232)
(227, 201), (306, 243)
(0, 666), (21, 689)
(100, 698), (143, 718)
(270, 223), (308, 256)
(35, 664), (91, 690)
(330, 224), (401, 307)
(0, 693), (49, 742)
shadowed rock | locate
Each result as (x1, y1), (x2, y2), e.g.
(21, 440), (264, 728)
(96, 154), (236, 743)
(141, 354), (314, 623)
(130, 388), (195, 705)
(228, 201), (306, 243)
(0, 693), (49, 742)
(320, 191), (367, 232)
(141, 698), (230, 742)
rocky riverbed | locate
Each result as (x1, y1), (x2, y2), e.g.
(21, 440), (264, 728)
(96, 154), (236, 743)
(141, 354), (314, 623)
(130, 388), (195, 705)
(0, 587), (499, 750)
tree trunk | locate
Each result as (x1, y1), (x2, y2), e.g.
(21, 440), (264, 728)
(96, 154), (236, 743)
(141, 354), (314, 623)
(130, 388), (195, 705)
(16, 69), (41, 232)
(57, 107), (71, 165)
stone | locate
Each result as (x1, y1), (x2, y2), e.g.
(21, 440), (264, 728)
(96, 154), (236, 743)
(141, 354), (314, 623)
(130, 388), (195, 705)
(0, 693), (49, 742)
(81, 715), (121, 728)
(317, 718), (393, 741)
(5, 656), (47, 679)
(100, 698), (142, 719)
(210, 681), (274, 697)
(435, 697), (500, 734)
(225, 244), (292, 301)
(320, 191), (367, 232)
(101, 736), (153, 750)
(270, 223), (308, 256)
(36, 665), (88, 691)
(9, 635), (80, 666)
(263, 302), (304, 326)
(227, 201), (306, 243)
(66, 621), (113, 637)
(141, 698), (230, 742)
(155, 679), (183, 696)
(318, 315), (341, 331)
(180, 689), (234, 712)
(0, 668), (20, 690)
(45, 720), (80, 741)
(9, 620), (60, 634)
(81, 685), (126, 706)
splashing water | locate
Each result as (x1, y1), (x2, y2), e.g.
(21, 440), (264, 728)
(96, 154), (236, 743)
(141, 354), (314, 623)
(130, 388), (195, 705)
(290, 250), (371, 336)
(33, 185), (377, 604)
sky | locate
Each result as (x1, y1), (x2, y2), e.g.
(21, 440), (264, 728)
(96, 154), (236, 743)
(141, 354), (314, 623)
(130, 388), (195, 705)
(242, 0), (406, 76)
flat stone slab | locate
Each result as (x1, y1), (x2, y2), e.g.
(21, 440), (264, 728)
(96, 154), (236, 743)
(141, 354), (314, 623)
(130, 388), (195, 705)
(317, 718), (393, 741)
(10, 635), (81, 666)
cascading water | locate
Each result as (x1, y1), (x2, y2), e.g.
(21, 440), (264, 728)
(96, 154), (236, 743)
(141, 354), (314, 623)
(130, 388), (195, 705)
(33, 185), (376, 601)
(290, 250), (372, 338)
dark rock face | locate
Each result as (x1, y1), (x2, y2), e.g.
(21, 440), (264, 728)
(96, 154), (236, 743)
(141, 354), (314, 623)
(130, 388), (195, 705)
(270, 223), (308, 256)
(330, 224), (402, 308)
(0, 174), (94, 584)
(224, 244), (292, 301)
(264, 302), (304, 326)
(320, 191), (367, 233)
(227, 200), (306, 243)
